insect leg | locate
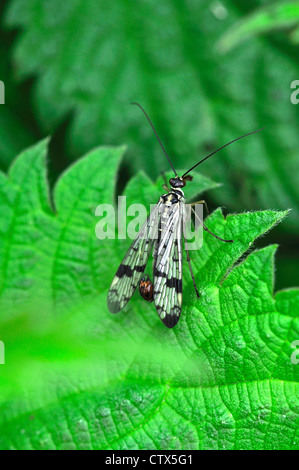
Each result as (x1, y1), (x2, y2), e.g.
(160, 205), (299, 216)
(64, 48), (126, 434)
(192, 207), (234, 243)
(185, 247), (200, 299)
(161, 171), (170, 192)
(190, 199), (209, 215)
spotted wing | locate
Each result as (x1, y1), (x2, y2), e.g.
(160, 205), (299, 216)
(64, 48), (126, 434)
(153, 202), (183, 328)
(107, 202), (161, 313)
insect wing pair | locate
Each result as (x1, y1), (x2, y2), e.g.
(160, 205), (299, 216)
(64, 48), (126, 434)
(107, 189), (186, 328)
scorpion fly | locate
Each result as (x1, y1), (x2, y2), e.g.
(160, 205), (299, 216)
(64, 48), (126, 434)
(107, 103), (264, 328)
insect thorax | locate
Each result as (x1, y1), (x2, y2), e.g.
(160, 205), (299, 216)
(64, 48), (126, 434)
(160, 188), (185, 206)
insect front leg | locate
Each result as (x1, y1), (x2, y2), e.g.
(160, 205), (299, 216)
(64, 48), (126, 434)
(161, 171), (170, 192)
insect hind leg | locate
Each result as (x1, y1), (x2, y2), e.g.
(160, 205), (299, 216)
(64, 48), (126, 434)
(185, 247), (200, 299)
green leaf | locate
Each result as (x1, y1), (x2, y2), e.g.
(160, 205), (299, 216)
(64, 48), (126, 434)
(4, 0), (299, 230)
(0, 140), (298, 450)
(0, 139), (125, 316)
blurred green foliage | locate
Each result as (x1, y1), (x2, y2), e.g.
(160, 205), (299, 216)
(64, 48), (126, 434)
(0, 0), (298, 450)
(218, 1), (299, 52)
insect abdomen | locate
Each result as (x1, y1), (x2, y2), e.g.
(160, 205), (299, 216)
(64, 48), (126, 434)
(139, 274), (154, 302)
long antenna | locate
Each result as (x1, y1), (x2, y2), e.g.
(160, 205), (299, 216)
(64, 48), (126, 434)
(182, 127), (265, 178)
(131, 102), (178, 176)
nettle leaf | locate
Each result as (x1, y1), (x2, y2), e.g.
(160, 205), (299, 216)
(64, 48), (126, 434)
(0, 139), (125, 317)
(4, 0), (299, 230)
(0, 141), (298, 450)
